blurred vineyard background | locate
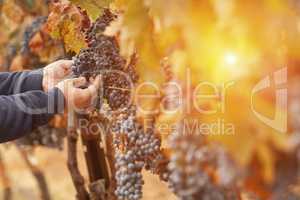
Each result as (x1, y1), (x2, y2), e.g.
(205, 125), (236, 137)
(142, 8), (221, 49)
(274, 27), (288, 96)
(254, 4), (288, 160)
(1, 0), (300, 200)
(0, 145), (175, 200)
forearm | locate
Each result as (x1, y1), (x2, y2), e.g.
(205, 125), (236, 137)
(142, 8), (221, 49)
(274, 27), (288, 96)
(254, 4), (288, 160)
(0, 88), (64, 143)
(0, 70), (44, 95)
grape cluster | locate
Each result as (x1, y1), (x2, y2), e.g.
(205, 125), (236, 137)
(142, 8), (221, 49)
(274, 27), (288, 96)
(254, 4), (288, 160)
(73, 9), (166, 200)
(112, 110), (164, 161)
(72, 36), (125, 78)
(167, 132), (211, 199)
(73, 49), (132, 109)
(138, 122), (169, 181)
(110, 107), (144, 200)
(21, 16), (47, 55)
(73, 9), (123, 77)
(137, 131), (161, 159)
(110, 106), (138, 145)
(106, 105), (167, 200)
(85, 9), (117, 47)
(72, 10), (137, 110)
(103, 70), (133, 110)
(114, 150), (144, 200)
(16, 125), (66, 150)
(167, 129), (238, 200)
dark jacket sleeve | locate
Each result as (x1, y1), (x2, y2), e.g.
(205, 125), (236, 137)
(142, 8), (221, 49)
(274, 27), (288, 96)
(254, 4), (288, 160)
(0, 88), (64, 143)
(0, 70), (43, 95)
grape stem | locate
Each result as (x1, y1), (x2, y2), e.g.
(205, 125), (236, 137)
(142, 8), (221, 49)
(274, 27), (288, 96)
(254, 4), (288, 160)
(67, 110), (90, 200)
(107, 86), (131, 91)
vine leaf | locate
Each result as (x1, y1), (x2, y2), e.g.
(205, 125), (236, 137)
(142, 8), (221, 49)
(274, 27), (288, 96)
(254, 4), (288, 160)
(29, 30), (65, 63)
(69, 0), (113, 21)
(117, 0), (164, 114)
(46, 1), (90, 53)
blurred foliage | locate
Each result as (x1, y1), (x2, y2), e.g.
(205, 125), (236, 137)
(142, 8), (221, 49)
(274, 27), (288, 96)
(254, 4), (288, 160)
(46, 1), (89, 53)
(0, 0), (65, 71)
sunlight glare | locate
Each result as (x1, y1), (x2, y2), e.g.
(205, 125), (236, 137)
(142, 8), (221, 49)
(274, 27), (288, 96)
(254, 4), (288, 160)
(224, 52), (238, 65)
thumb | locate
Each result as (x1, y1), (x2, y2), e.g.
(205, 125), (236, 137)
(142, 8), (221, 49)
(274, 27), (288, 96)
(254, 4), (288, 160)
(78, 75), (101, 100)
(87, 75), (102, 95)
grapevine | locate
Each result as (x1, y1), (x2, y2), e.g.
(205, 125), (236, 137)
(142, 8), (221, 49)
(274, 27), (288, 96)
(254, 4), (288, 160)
(71, 9), (168, 200)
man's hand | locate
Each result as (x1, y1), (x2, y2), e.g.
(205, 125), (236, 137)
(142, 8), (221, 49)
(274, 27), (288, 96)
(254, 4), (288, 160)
(56, 76), (101, 111)
(42, 60), (73, 92)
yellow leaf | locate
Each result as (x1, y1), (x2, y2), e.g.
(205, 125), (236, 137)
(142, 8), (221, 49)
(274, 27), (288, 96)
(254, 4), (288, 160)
(70, 0), (113, 21)
(46, 1), (89, 53)
(61, 21), (87, 53)
(119, 0), (163, 84)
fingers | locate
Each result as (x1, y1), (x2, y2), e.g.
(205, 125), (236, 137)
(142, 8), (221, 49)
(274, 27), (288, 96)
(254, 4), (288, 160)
(50, 59), (72, 76)
(44, 60), (73, 83)
(59, 60), (73, 76)
(89, 75), (102, 91)
(59, 75), (102, 111)
(75, 75), (101, 107)
(83, 75), (101, 98)
(71, 77), (87, 88)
